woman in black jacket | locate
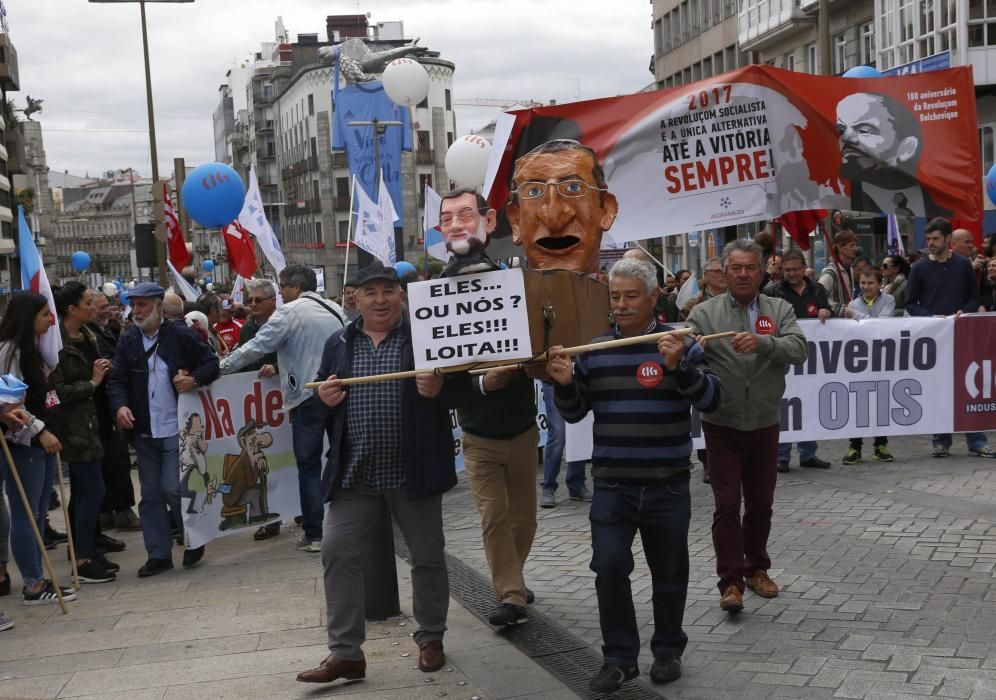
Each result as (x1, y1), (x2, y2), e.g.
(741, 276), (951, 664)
(0, 293), (72, 605)
(52, 282), (117, 583)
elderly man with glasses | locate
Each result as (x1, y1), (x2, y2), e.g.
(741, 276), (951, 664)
(220, 265), (345, 551)
(506, 139), (618, 274)
(235, 278), (281, 540)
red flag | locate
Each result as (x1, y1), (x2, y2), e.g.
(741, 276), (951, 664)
(163, 183), (190, 270)
(222, 221), (258, 279)
(774, 210), (827, 251)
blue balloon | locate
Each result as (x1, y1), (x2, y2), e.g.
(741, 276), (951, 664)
(395, 261), (417, 278)
(986, 165), (996, 206)
(843, 65), (882, 79)
(119, 291), (131, 306)
(180, 162), (245, 228)
(70, 251), (91, 271)
(203, 259), (215, 272)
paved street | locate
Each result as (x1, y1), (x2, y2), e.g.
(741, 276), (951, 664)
(4, 433), (996, 699)
(443, 433), (996, 699)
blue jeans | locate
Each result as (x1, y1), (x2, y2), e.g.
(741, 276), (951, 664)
(589, 472), (690, 666)
(69, 459), (105, 560)
(0, 443), (55, 587)
(291, 396), (326, 542)
(134, 435), (181, 560)
(541, 383), (586, 493)
(933, 433), (988, 451)
(777, 441), (817, 464)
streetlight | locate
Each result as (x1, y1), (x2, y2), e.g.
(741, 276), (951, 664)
(348, 118), (404, 263)
(88, 0), (194, 285)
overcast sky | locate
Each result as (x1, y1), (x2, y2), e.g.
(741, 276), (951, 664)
(12, 1), (653, 179)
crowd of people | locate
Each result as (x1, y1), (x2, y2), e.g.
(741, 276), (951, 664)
(0, 197), (993, 695)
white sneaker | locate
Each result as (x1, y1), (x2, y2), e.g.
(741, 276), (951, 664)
(295, 536), (321, 553)
(969, 446), (996, 458)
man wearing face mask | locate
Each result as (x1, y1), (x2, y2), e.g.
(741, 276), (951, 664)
(437, 187), (541, 628)
(106, 283), (220, 578)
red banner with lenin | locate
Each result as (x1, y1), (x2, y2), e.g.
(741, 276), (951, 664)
(487, 65), (982, 244)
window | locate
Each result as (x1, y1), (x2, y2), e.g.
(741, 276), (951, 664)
(314, 220), (322, 244)
(307, 94), (314, 116)
(691, 0), (700, 33)
(445, 89), (452, 111)
(311, 137), (318, 160)
(313, 180), (320, 201)
(417, 130), (431, 163)
(833, 32), (847, 74)
(784, 52), (795, 71)
(703, 0), (712, 28)
(980, 124), (995, 175)
(338, 220), (349, 243)
(680, 1), (689, 39)
(655, 18), (664, 56)
(969, 0), (996, 46)
(860, 22), (875, 66)
(807, 42), (818, 74)
(336, 176), (349, 205)
(663, 14), (671, 52)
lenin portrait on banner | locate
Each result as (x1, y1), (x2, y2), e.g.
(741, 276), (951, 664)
(836, 91), (952, 218)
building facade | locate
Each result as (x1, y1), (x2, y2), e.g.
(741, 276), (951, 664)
(0, 29), (20, 295)
(214, 14), (457, 293)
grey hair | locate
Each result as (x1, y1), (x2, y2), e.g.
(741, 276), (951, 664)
(279, 264), (317, 293)
(721, 239), (764, 270)
(609, 258), (658, 294)
(244, 278), (277, 299)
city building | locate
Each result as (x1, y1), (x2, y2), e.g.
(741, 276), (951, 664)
(0, 22), (20, 296)
(214, 14), (457, 293)
(50, 172), (151, 284)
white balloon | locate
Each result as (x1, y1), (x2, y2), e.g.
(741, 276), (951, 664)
(445, 135), (493, 188)
(382, 58), (429, 107)
(127, 281), (136, 289)
(206, 283), (215, 291)
(101, 282), (117, 297)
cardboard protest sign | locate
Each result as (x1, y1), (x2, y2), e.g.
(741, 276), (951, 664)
(409, 268), (532, 370)
(488, 66), (983, 243)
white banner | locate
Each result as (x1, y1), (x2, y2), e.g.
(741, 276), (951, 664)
(565, 317), (996, 458)
(178, 374), (300, 549)
(409, 269), (531, 370)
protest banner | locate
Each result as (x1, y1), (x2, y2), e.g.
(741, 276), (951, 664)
(487, 66), (983, 244)
(409, 268), (532, 369)
(177, 373), (299, 549)
(566, 316), (996, 460)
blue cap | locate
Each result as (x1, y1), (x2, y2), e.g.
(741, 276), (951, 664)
(130, 282), (166, 299)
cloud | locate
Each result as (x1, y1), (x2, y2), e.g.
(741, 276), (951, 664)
(11, 0), (652, 177)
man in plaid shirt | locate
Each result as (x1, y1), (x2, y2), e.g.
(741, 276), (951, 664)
(297, 260), (463, 687)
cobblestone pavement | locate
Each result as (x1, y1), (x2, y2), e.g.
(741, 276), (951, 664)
(442, 434), (996, 699)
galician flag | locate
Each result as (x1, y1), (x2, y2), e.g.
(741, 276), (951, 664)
(237, 165), (286, 274)
(17, 206), (62, 369)
(423, 184), (449, 261)
(352, 176), (395, 265)
(378, 170), (399, 263)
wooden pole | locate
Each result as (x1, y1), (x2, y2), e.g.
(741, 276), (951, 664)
(303, 327), (723, 388)
(0, 434), (68, 614)
(55, 454), (80, 589)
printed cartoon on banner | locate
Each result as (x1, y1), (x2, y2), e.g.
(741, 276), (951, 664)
(487, 66), (983, 244)
(178, 373), (300, 549)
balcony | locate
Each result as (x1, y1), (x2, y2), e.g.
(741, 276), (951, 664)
(0, 35), (19, 92)
(739, 0), (814, 51)
(331, 151), (348, 168)
(416, 150), (433, 165)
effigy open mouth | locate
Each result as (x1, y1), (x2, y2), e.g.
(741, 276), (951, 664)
(536, 235), (580, 251)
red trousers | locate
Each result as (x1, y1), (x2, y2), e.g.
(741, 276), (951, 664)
(702, 421), (780, 593)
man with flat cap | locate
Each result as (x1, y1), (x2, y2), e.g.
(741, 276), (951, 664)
(297, 260), (460, 685)
(107, 282), (220, 577)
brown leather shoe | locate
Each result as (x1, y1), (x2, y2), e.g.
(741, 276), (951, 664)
(746, 570), (780, 598)
(418, 639), (445, 672)
(296, 655), (366, 683)
(719, 585), (744, 613)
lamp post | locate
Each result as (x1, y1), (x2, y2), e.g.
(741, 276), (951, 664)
(348, 118), (404, 263)
(88, 0), (194, 285)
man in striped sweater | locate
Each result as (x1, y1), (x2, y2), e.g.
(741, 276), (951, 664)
(547, 258), (722, 694)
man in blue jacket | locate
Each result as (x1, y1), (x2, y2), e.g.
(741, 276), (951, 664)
(297, 261), (461, 686)
(107, 283), (220, 577)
